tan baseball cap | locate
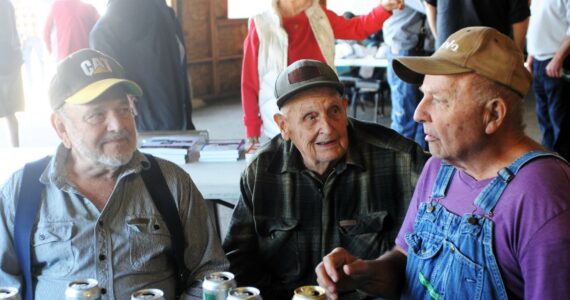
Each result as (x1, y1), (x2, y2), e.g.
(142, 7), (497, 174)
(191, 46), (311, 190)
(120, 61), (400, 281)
(393, 26), (532, 97)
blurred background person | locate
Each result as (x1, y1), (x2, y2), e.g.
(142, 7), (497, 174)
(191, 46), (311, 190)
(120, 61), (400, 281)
(241, 0), (403, 144)
(525, 0), (570, 161)
(423, 0), (529, 50)
(383, 0), (433, 150)
(14, 0), (47, 99)
(43, 0), (99, 61)
(0, 0), (25, 147)
(90, 0), (195, 131)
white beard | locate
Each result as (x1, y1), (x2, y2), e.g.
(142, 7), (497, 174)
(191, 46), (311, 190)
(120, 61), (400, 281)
(71, 130), (136, 168)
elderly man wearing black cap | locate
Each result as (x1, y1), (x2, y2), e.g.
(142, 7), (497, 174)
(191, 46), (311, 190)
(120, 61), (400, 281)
(316, 27), (570, 300)
(0, 49), (228, 300)
(223, 59), (428, 299)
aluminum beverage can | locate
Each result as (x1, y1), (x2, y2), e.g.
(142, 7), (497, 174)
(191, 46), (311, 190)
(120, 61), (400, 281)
(227, 287), (262, 300)
(65, 279), (102, 300)
(0, 287), (21, 300)
(202, 271), (237, 300)
(292, 286), (326, 300)
(130, 288), (165, 300)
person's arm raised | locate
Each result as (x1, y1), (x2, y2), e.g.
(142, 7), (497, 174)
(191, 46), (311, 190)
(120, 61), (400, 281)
(315, 246), (407, 300)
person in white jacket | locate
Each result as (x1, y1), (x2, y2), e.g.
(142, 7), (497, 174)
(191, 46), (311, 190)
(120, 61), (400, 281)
(240, 0), (403, 144)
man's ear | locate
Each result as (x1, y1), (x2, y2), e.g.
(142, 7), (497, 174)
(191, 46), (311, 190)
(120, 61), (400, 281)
(51, 112), (72, 148)
(483, 98), (507, 135)
(273, 112), (290, 140)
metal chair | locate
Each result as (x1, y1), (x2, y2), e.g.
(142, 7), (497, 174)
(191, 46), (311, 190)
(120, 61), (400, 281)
(339, 75), (357, 98)
(351, 78), (386, 123)
(339, 76), (362, 116)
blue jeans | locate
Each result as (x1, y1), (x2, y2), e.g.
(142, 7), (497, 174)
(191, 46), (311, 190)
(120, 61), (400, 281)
(387, 49), (426, 150)
(532, 58), (569, 150)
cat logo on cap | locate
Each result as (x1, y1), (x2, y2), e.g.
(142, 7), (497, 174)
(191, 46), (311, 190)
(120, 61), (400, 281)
(80, 57), (113, 76)
(441, 39), (459, 52)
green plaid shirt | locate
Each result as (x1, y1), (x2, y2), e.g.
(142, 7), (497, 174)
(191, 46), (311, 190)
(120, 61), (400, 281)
(223, 118), (428, 299)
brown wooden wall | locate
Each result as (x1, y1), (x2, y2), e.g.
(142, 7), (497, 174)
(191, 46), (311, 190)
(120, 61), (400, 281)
(177, 0), (248, 102)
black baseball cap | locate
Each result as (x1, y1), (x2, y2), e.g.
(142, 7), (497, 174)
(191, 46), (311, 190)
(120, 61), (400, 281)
(274, 59), (344, 109)
(49, 49), (143, 110)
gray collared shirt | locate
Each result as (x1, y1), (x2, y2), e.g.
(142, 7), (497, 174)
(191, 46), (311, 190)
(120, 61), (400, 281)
(0, 145), (228, 299)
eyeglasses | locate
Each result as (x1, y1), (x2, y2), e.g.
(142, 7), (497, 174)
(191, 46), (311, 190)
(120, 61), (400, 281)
(83, 106), (135, 125)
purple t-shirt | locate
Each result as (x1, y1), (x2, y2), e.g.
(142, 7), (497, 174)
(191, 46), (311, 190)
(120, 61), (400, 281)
(396, 156), (570, 299)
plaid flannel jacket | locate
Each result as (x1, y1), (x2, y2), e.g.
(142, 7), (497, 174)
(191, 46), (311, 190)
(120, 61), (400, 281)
(223, 118), (428, 299)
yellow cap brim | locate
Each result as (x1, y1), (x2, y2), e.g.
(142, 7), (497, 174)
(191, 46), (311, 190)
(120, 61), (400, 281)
(65, 78), (143, 105)
(393, 56), (473, 85)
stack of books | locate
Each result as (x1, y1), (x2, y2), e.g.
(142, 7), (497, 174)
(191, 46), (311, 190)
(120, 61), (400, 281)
(139, 131), (208, 164)
(199, 139), (245, 162)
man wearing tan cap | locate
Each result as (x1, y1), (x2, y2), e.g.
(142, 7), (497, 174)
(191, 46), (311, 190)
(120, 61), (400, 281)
(0, 49), (228, 300)
(316, 27), (570, 299)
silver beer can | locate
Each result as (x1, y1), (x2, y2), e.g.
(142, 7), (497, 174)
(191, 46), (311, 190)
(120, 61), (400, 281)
(0, 287), (21, 300)
(131, 288), (165, 300)
(202, 271), (237, 300)
(227, 287), (262, 300)
(65, 279), (102, 300)
(292, 286), (326, 300)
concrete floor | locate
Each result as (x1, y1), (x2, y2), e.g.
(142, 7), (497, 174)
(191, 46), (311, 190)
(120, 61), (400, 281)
(0, 90), (543, 239)
(0, 90), (541, 148)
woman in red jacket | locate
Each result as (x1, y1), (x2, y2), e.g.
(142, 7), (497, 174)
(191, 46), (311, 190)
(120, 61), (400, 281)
(241, 0), (402, 143)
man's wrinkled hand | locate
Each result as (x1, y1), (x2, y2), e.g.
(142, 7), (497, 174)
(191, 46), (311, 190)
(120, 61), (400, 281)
(315, 247), (365, 300)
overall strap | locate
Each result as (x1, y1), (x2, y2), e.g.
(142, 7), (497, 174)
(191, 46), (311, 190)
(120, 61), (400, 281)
(140, 154), (190, 298)
(475, 150), (562, 213)
(430, 162), (456, 199)
(14, 156), (51, 300)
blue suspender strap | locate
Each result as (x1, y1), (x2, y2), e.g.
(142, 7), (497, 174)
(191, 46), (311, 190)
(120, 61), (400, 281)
(475, 150), (564, 213)
(140, 154), (190, 299)
(13, 154), (188, 299)
(431, 162), (456, 198)
(14, 156), (51, 300)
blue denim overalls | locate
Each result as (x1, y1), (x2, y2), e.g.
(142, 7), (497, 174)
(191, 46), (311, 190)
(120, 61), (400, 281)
(402, 151), (559, 299)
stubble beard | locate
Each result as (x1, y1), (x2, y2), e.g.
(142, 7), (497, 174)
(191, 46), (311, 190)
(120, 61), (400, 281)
(74, 131), (136, 168)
